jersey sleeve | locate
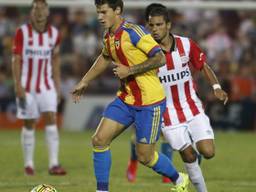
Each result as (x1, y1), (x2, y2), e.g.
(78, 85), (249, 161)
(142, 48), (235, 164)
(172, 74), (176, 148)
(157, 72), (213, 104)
(12, 28), (23, 55)
(189, 39), (207, 70)
(126, 25), (161, 57)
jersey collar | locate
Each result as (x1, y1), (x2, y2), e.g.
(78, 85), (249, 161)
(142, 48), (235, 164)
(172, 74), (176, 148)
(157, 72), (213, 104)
(162, 33), (176, 53)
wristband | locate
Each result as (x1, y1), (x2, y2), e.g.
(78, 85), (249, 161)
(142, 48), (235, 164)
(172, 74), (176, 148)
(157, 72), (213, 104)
(212, 84), (221, 90)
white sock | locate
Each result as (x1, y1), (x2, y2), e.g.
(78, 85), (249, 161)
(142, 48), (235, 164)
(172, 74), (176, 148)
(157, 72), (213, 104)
(185, 159), (208, 192)
(175, 173), (184, 185)
(21, 127), (35, 168)
(45, 124), (59, 168)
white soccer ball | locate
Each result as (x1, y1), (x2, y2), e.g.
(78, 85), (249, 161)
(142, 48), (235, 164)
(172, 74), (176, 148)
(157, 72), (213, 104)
(30, 184), (57, 192)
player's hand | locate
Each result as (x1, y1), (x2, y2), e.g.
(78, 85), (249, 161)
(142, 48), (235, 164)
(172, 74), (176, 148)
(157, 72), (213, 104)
(15, 85), (25, 99)
(113, 63), (130, 79)
(71, 81), (88, 103)
(15, 85), (26, 109)
(214, 88), (228, 105)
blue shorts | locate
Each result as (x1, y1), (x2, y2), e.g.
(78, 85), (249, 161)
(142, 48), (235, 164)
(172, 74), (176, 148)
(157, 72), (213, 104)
(103, 97), (166, 144)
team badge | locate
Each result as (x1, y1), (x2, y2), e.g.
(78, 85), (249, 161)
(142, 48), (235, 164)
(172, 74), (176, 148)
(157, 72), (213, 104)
(114, 40), (120, 49)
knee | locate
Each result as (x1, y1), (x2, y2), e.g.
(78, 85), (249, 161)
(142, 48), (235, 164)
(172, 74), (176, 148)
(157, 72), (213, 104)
(24, 120), (35, 129)
(181, 152), (197, 163)
(91, 134), (108, 147)
(136, 151), (152, 165)
(201, 148), (215, 159)
(43, 112), (56, 125)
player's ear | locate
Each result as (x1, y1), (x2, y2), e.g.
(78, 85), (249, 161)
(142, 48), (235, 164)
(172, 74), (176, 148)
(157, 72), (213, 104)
(115, 7), (121, 15)
(167, 21), (171, 31)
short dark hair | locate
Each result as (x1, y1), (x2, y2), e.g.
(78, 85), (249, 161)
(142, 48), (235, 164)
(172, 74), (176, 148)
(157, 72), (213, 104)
(95, 0), (123, 13)
(31, 0), (48, 7)
(145, 3), (170, 22)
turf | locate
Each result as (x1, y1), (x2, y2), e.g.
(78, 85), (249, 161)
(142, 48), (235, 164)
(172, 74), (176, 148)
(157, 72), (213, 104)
(0, 130), (255, 192)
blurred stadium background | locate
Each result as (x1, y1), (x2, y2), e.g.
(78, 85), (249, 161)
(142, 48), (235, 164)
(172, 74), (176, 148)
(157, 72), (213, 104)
(0, 0), (255, 192)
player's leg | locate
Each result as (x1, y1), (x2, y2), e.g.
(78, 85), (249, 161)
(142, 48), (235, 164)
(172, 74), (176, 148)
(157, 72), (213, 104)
(196, 139), (215, 159)
(93, 98), (133, 192)
(180, 146), (207, 192)
(38, 89), (66, 175)
(17, 93), (39, 175)
(22, 119), (36, 175)
(134, 102), (189, 191)
(186, 113), (215, 192)
(41, 111), (66, 175)
(160, 135), (173, 183)
(189, 113), (215, 160)
(162, 123), (206, 191)
(126, 130), (138, 182)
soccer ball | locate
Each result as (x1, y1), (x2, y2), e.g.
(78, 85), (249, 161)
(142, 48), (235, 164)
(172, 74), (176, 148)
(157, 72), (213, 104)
(30, 184), (57, 192)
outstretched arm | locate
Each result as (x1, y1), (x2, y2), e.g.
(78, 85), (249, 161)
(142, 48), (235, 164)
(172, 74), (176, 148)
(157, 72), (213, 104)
(113, 51), (165, 79)
(71, 54), (111, 102)
(202, 63), (228, 105)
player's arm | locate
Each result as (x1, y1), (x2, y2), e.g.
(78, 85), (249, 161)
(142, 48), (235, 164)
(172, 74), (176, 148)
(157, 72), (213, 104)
(71, 54), (111, 102)
(129, 51), (165, 75)
(12, 54), (26, 109)
(202, 63), (228, 104)
(12, 54), (23, 98)
(189, 39), (228, 104)
(113, 51), (165, 79)
(52, 45), (61, 102)
(12, 28), (25, 104)
(114, 50), (165, 79)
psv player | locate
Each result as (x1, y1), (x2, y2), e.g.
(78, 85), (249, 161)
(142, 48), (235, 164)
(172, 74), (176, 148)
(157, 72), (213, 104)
(148, 4), (228, 192)
(12, 0), (66, 175)
(127, 3), (228, 192)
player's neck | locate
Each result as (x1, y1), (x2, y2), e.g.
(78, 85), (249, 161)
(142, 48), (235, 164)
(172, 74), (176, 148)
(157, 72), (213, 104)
(109, 17), (123, 35)
(160, 34), (174, 52)
(31, 21), (48, 33)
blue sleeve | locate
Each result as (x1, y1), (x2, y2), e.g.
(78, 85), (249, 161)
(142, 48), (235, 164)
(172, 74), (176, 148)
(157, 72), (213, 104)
(125, 25), (150, 47)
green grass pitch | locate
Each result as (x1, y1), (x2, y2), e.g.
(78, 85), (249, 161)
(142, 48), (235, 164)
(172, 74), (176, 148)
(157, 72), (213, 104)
(0, 130), (255, 192)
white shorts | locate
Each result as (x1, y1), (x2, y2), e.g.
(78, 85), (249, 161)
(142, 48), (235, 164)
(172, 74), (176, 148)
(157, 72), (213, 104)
(16, 89), (57, 119)
(161, 112), (214, 151)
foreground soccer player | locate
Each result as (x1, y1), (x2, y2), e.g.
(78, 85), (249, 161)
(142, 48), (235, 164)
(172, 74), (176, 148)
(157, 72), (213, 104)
(144, 3), (227, 192)
(72, 0), (189, 191)
(12, 0), (66, 175)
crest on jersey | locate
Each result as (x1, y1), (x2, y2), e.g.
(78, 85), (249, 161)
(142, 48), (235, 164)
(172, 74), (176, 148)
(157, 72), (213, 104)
(114, 40), (120, 49)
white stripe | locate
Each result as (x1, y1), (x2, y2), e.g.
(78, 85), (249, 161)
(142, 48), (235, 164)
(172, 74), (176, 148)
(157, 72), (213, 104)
(159, 35), (205, 126)
(19, 24), (57, 93)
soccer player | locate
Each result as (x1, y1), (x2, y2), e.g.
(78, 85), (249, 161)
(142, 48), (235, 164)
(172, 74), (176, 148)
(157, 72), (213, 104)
(71, 0), (189, 191)
(12, 0), (66, 176)
(141, 3), (227, 192)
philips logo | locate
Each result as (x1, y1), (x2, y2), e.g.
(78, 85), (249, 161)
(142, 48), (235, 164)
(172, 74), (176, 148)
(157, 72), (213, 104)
(159, 68), (190, 83)
(25, 49), (51, 57)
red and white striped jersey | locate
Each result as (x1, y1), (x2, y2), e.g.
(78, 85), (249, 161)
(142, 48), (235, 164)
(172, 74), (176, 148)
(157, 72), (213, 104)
(159, 35), (206, 126)
(12, 23), (60, 93)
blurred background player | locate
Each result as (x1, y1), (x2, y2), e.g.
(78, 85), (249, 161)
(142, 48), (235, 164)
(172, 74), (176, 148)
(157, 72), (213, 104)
(72, 0), (189, 191)
(12, 0), (66, 176)
(143, 3), (227, 192)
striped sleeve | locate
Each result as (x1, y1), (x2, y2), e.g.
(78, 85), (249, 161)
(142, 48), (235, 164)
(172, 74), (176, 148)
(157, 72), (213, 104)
(12, 28), (23, 55)
(125, 24), (161, 57)
(189, 39), (207, 70)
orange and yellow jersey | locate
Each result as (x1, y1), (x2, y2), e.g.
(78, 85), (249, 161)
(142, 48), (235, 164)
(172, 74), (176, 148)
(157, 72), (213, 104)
(102, 20), (165, 106)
